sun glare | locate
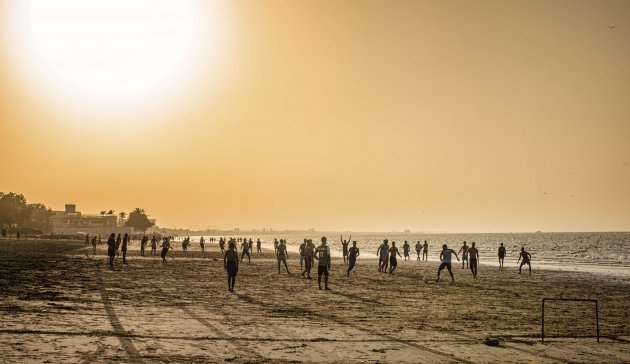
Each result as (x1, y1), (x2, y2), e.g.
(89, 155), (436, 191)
(6, 0), (211, 114)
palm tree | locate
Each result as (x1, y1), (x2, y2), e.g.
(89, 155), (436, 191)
(133, 208), (145, 214)
(100, 211), (106, 215)
(118, 212), (127, 226)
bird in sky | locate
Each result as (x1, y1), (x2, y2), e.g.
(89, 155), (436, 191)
(609, 24), (616, 30)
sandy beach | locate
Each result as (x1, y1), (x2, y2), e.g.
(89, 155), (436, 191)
(1, 239), (628, 363)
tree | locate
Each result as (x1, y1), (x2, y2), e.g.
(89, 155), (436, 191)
(125, 208), (154, 232)
(0, 192), (29, 228)
(100, 211), (106, 215)
(25, 203), (53, 233)
(118, 212), (126, 226)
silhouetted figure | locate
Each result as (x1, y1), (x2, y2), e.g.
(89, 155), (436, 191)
(224, 242), (239, 292)
(107, 233), (116, 268)
(403, 241), (410, 261)
(415, 241), (422, 261)
(256, 238), (262, 254)
(219, 238), (225, 254)
(498, 243), (506, 268)
(436, 244), (460, 283)
(302, 239), (315, 279)
(468, 242), (479, 279)
(276, 240), (290, 274)
(458, 241), (469, 269)
(273, 238), (279, 254)
(115, 234), (122, 257)
(161, 237), (171, 263)
(122, 233), (129, 263)
(389, 241), (403, 274)
(85, 234), (90, 245)
(91, 236), (97, 253)
(140, 236), (147, 256)
(347, 241), (360, 276)
(299, 239), (307, 270)
(314, 237), (331, 290)
(200, 236), (205, 253)
(341, 234), (351, 265)
(517, 247), (532, 275)
(151, 236), (157, 255)
(377, 240), (389, 273)
(241, 239), (251, 263)
(422, 241), (429, 261)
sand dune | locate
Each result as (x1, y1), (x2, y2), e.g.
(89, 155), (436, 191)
(1, 239), (628, 363)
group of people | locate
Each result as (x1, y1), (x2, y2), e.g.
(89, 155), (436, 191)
(101, 234), (534, 291)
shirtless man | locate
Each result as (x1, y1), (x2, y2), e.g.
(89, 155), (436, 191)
(302, 239), (316, 279)
(256, 238), (262, 254)
(458, 241), (469, 269)
(402, 241), (410, 261)
(347, 241), (360, 276)
(219, 238), (225, 254)
(160, 237), (171, 263)
(107, 233), (116, 267)
(150, 236), (157, 255)
(200, 236), (205, 253)
(498, 243), (506, 269)
(422, 241), (429, 261)
(241, 239), (251, 263)
(388, 242), (403, 274)
(341, 234), (351, 265)
(415, 241), (422, 261)
(468, 242), (479, 279)
(276, 239), (290, 274)
(224, 242), (239, 292)
(299, 239), (307, 270)
(376, 239), (390, 273)
(517, 247), (532, 275)
(314, 237), (331, 290)
(436, 244), (460, 283)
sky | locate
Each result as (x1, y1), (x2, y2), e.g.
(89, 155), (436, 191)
(1, 0), (629, 233)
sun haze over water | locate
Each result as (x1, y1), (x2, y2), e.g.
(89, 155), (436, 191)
(0, 0), (629, 233)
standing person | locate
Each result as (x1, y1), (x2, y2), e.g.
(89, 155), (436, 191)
(347, 241), (360, 276)
(224, 242), (239, 292)
(241, 239), (251, 263)
(256, 239), (262, 254)
(91, 236), (97, 254)
(85, 234), (90, 246)
(498, 243), (506, 269)
(517, 247), (532, 275)
(107, 233), (116, 268)
(115, 234), (122, 257)
(151, 236), (157, 255)
(160, 237), (171, 263)
(314, 237), (331, 290)
(299, 239), (307, 270)
(422, 241), (429, 261)
(121, 233), (129, 263)
(468, 242), (479, 279)
(219, 238), (226, 254)
(341, 234), (351, 265)
(248, 239), (253, 255)
(140, 236), (147, 256)
(302, 239), (316, 279)
(200, 236), (205, 253)
(389, 242), (403, 274)
(276, 240), (290, 274)
(458, 241), (469, 269)
(273, 239), (279, 254)
(415, 241), (422, 261)
(403, 241), (410, 261)
(436, 244), (460, 283)
(376, 239), (390, 273)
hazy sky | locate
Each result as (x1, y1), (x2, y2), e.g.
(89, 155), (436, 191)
(1, 0), (629, 232)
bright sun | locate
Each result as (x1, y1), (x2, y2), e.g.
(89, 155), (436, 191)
(7, 0), (208, 111)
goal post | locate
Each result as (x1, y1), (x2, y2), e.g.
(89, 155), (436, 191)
(541, 298), (599, 342)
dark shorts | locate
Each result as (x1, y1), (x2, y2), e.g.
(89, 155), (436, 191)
(226, 261), (238, 277)
(277, 255), (287, 264)
(470, 259), (477, 269)
(499, 254), (505, 259)
(462, 254), (468, 261)
(108, 247), (115, 257)
(438, 262), (452, 271)
(390, 256), (397, 267)
(318, 265), (328, 276)
(348, 256), (356, 270)
(305, 255), (313, 270)
(161, 248), (168, 258)
(521, 259), (530, 265)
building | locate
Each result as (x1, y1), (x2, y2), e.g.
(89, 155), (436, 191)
(50, 204), (133, 236)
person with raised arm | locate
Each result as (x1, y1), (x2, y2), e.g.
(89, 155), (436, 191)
(436, 244), (460, 283)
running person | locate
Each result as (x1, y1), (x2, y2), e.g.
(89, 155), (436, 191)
(241, 240), (251, 263)
(224, 242), (239, 292)
(376, 239), (390, 272)
(389, 242), (403, 274)
(517, 247), (532, 275)
(458, 241), (468, 269)
(468, 242), (479, 279)
(276, 240), (290, 274)
(107, 233), (116, 267)
(347, 241), (360, 276)
(436, 244), (460, 283)
(498, 243), (506, 269)
(314, 237), (331, 290)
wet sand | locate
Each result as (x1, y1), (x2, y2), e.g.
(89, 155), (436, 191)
(1, 239), (629, 363)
